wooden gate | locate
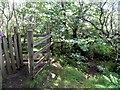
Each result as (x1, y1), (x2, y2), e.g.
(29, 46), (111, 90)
(27, 28), (52, 79)
(1, 26), (52, 79)
(1, 27), (23, 77)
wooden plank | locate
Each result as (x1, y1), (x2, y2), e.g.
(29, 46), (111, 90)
(33, 42), (52, 59)
(46, 23), (51, 56)
(2, 36), (12, 74)
(0, 38), (2, 71)
(22, 51), (28, 54)
(2, 55), (7, 78)
(47, 26), (51, 51)
(22, 43), (46, 46)
(8, 35), (16, 72)
(34, 52), (50, 69)
(33, 62), (48, 79)
(21, 34), (47, 37)
(23, 58), (40, 61)
(22, 51), (38, 54)
(27, 30), (34, 79)
(0, 39), (3, 81)
(13, 35), (20, 69)
(18, 34), (23, 66)
(0, 39), (2, 89)
(33, 34), (51, 47)
(33, 34), (47, 37)
(14, 27), (20, 69)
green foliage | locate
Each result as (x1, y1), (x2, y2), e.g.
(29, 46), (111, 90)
(100, 61), (120, 76)
(95, 74), (120, 88)
(65, 37), (115, 57)
(82, 74), (120, 88)
(116, 63), (120, 75)
(87, 38), (116, 59)
(77, 62), (89, 72)
(93, 43), (115, 58)
(65, 38), (90, 52)
(55, 54), (77, 67)
(71, 53), (87, 62)
(100, 61), (116, 73)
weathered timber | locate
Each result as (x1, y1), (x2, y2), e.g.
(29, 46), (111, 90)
(8, 35), (16, 72)
(27, 30), (34, 79)
(33, 43), (52, 59)
(34, 51), (50, 69)
(33, 62), (48, 79)
(2, 36), (12, 74)
(18, 34), (23, 66)
(13, 34), (20, 69)
(33, 34), (51, 47)
(21, 34), (47, 38)
(2, 55), (7, 78)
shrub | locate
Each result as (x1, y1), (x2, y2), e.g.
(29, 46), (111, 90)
(88, 38), (116, 60)
(95, 74), (120, 88)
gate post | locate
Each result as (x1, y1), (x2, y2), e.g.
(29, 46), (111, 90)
(27, 30), (34, 79)
(0, 32), (2, 90)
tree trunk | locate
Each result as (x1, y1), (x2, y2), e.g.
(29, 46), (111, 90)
(73, 28), (77, 38)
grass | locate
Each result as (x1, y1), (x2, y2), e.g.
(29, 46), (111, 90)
(26, 56), (120, 88)
(48, 65), (84, 88)
(26, 65), (51, 88)
(81, 74), (120, 88)
(26, 64), (85, 88)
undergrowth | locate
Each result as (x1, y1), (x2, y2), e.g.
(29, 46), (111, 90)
(26, 53), (120, 88)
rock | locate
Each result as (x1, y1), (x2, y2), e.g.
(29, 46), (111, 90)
(50, 73), (56, 79)
(96, 66), (104, 73)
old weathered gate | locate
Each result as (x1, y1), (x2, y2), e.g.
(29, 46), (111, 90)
(27, 28), (52, 79)
(1, 25), (52, 79)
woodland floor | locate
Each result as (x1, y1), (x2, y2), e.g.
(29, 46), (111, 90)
(2, 65), (29, 88)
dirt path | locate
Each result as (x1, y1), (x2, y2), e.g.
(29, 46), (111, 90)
(87, 62), (97, 75)
(2, 65), (29, 88)
(87, 59), (100, 75)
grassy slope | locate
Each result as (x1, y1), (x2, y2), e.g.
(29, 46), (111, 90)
(26, 56), (120, 88)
